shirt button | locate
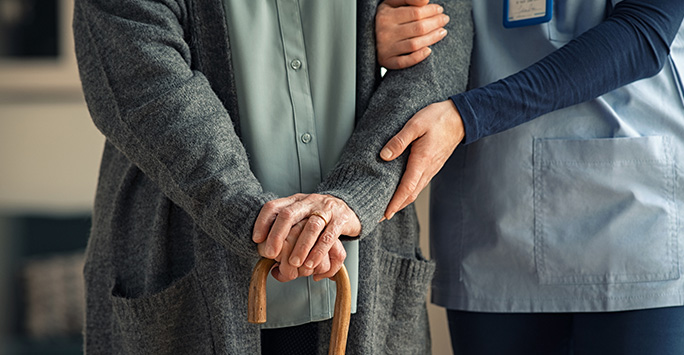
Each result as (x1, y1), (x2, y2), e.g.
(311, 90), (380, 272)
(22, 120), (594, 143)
(290, 59), (302, 70)
(301, 133), (312, 143)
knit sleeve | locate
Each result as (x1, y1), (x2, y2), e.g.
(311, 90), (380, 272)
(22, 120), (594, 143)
(73, 0), (276, 258)
(317, 0), (474, 238)
(454, 0), (684, 145)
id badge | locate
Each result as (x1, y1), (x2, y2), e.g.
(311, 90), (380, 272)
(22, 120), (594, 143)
(503, 0), (553, 28)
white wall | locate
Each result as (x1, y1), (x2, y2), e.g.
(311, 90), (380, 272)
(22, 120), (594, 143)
(0, 99), (104, 214)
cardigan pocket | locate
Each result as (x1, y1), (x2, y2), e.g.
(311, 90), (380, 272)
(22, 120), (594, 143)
(373, 247), (435, 354)
(533, 136), (679, 285)
(110, 268), (214, 354)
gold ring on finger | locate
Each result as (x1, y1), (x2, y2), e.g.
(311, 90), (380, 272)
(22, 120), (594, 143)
(309, 211), (328, 226)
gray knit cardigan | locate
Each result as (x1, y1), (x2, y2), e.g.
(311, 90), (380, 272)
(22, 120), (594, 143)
(73, 0), (472, 353)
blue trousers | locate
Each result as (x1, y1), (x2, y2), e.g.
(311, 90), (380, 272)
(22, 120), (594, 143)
(447, 306), (684, 355)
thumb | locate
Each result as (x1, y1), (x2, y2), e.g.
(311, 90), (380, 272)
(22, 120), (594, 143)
(380, 124), (420, 161)
(382, 0), (430, 8)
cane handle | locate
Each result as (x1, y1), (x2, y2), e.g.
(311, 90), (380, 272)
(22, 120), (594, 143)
(248, 258), (351, 355)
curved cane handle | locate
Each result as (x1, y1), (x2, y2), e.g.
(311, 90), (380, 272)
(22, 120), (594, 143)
(248, 258), (351, 355)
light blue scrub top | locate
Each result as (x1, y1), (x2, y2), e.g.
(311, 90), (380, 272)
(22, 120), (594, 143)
(431, 0), (684, 313)
(222, 1), (358, 328)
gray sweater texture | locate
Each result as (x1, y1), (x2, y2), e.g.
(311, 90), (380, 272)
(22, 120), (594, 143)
(73, 0), (472, 353)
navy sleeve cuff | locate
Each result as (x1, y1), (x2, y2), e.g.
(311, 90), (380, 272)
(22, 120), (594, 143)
(450, 93), (480, 145)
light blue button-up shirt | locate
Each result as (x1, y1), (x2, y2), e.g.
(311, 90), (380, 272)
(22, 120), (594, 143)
(222, 0), (358, 328)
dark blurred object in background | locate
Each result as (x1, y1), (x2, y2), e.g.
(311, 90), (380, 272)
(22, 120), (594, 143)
(0, 0), (59, 58)
(0, 214), (89, 355)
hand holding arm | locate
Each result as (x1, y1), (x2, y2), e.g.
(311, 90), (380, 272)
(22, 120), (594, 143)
(380, 100), (464, 219)
(376, 0), (450, 69)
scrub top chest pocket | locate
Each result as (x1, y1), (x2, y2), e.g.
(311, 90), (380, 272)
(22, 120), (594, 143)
(545, 0), (610, 43)
(533, 136), (679, 285)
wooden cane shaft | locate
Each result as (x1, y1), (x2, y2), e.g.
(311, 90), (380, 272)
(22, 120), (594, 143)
(247, 258), (351, 355)
(329, 264), (351, 355)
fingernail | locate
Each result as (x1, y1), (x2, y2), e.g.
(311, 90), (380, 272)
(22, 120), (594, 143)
(380, 148), (392, 160)
(440, 28), (448, 37)
(388, 212), (395, 220)
(444, 15), (450, 23)
(425, 47), (432, 55)
(305, 260), (314, 269)
(438, 6), (444, 13)
(379, 216), (386, 223)
(290, 256), (301, 267)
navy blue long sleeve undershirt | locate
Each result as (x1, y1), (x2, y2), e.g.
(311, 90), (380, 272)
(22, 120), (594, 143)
(452, 0), (684, 145)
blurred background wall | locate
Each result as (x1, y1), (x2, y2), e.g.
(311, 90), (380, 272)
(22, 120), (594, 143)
(0, 0), (102, 353)
(0, 0), (451, 353)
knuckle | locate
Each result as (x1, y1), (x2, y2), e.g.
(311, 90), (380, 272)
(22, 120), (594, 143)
(279, 207), (296, 220)
(410, 115), (427, 129)
(376, 5), (390, 16)
(412, 150), (430, 161)
(404, 118), (421, 132)
(396, 184), (412, 196)
(393, 135), (408, 149)
(409, 49), (425, 61)
(323, 198), (337, 211)
(387, 58), (402, 70)
(406, 38), (422, 52)
(404, 178), (419, 191)
(320, 233), (335, 245)
(312, 247), (327, 259)
(308, 217), (325, 230)
(412, 21), (428, 35)
(335, 246), (347, 260)
(409, 7), (422, 19)
(263, 200), (277, 211)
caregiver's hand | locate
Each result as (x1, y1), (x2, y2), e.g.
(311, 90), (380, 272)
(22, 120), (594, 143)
(252, 194), (361, 281)
(380, 100), (465, 220)
(376, 0), (450, 69)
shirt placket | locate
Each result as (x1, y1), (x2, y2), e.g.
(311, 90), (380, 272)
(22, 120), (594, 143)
(275, 0), (331, 322)
(276, 0), (322, 193)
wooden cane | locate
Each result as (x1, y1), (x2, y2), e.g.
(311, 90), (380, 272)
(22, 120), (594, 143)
(248, 257), (351, 355)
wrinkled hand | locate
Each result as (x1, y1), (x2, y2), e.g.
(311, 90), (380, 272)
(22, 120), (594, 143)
(376, 0), (450, 69)
(380, 100), (465, 219)
(270, 226), (347, 283)
(252, 194), (361, 282)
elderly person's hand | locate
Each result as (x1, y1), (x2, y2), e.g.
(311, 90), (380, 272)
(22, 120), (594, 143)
(269, 234), (347, 283)
(252, 193), (361, 282)
(380, 100), (465, 220)
(376, 0), (450, 69)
